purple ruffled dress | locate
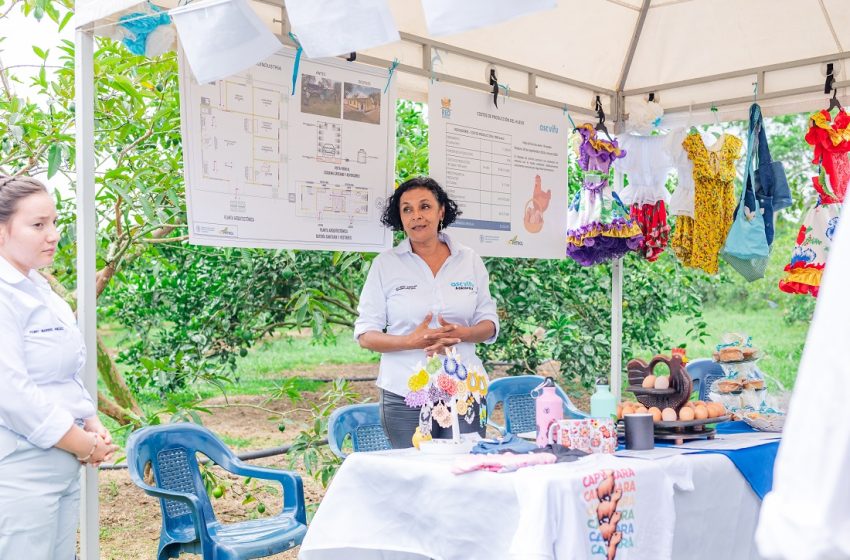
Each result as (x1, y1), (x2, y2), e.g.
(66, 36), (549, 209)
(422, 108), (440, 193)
(566, 125), (643, 266)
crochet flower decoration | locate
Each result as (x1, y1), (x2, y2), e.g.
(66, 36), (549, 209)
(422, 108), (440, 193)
(404, 389), (429, 408)
(432, 403), (453, 428)
(408, 368), (429, 391)
(437, 374), (458, 396)
(405, 350), (490, 445)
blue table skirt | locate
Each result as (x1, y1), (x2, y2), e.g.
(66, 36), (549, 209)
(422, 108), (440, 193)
(689, 421), (779, 500)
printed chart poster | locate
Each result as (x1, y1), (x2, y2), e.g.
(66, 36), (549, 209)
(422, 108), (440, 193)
(429, 82), (568, 258)
(180, 49), (395, 252)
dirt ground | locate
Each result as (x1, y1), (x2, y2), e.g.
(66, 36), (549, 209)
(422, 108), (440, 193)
(97, 364), (591, 559)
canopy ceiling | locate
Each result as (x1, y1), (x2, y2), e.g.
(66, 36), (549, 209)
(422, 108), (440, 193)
(78, 0), (850, 123)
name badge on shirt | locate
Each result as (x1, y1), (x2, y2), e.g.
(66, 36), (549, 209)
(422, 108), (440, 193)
(27, 326), (65, 335)
(394, 284), (418, 292)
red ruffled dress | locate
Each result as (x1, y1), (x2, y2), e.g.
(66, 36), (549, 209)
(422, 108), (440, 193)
(779, 111), (847, 297)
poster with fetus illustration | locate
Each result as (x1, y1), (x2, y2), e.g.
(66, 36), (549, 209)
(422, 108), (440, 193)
(428, 82), (568, 258)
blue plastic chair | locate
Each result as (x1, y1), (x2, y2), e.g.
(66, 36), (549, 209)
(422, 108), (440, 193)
(686, 358), (725, 401)
(126, 423), (307, 560)
(328, 403), (392, 458)
(486, 375), (588, 435)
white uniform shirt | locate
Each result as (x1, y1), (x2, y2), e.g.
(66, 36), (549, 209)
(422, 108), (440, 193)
(354, 232), (499, 396)
(755, 219), (850, 559)
(0, 256), (95, 460)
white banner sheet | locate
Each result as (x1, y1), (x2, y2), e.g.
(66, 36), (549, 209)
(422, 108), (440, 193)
(428, 81), (567, 259)
(180, 48), (396, 251)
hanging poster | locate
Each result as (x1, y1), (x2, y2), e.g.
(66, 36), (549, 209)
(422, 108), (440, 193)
(428, 81), (568, 258)
(180, 48), (396, 251)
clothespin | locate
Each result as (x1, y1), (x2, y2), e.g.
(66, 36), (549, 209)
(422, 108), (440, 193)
(346, 52), (357, 62)
(825, 62), (835, 95)
(384, 58), (399, 94)
(752, 81), (758, 103)
(710, 103), (721, 127)
(288, 32), (303, 97)
(563, 105), (577, 131)
(498, 83), (510, 100)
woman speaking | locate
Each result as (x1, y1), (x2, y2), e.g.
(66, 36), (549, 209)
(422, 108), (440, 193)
(355, 176), (499, 448)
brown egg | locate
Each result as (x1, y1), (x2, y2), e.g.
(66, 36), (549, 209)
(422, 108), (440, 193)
(654, 376), (670, 390)
(694, 401), (706, 408)
(661, 407), (677, 422)
(678, 406), (695, 421)
(684, 401), (696, 408)
(617, 403), (624, 419)
(648, 407), (662, 423)
(694, 405), (709, 420)
(622, 403), (635, 415)
(642, 375), (656, 388)
(634, 405), (648, 415)
(705, 402), (719, 418)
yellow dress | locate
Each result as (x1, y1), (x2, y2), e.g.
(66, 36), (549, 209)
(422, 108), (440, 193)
(671, 133), (743, 274)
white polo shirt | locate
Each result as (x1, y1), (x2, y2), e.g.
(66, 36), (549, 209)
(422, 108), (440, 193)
(0, 255), (95, 461)
(354, 232), (499, 396)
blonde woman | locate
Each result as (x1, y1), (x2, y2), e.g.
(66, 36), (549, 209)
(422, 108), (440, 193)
(0, 175), (118, 558)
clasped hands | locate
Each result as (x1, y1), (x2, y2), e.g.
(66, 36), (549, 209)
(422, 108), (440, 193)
(408, 313), (469, 356)
(79, 417), (118, 467)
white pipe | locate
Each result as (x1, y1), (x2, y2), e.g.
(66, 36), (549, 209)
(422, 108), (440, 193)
(75, 26), (99, 560)
(610, 170), (625, 403)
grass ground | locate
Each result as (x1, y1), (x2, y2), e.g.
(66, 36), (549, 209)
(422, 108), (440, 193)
(660, 305), (809, 391)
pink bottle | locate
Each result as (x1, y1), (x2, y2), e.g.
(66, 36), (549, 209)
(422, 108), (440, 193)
(534, 377), (563, 447)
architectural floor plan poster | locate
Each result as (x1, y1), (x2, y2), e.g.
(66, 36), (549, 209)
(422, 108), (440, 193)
(428, 82), (568, 258)
(180, 49), (395, 251)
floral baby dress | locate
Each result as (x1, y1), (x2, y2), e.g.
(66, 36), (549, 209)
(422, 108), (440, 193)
(566, 124), (643, 266)
(670, 133), (743, 274)
(779, 111), (847, 297)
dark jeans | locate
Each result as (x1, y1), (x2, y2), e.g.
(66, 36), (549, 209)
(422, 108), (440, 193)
(379, 389), (487, 449)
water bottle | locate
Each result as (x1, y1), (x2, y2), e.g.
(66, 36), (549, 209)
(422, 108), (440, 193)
(590, 377), (617, 420)
(534, 377), (563, 447)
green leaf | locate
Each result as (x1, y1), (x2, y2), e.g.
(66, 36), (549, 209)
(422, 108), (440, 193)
(47, 143), (61, 178)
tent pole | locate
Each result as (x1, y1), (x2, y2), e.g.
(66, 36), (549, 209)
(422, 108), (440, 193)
(611, 171), (625, 402)
(75, 25), (99, 560)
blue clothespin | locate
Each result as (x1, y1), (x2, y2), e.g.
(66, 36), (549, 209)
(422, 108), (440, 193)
(498, 83), (510, 99)
(288, 32), (303, 96)
(563, 105), (577, 130)
(384, 58), (399, 94)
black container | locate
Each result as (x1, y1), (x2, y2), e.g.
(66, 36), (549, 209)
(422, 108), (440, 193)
(624, 413), (655, 450)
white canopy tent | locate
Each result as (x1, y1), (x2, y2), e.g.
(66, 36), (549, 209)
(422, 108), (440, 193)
(73, 1), (850, 556)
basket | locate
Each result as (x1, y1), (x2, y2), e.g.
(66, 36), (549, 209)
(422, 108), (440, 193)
(740, 412), (785, 432)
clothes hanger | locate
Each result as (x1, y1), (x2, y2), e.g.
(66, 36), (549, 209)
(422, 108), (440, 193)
(828, 87), (843, 112)
(687, 101), (699, 135)
(594, 96), (613, 141)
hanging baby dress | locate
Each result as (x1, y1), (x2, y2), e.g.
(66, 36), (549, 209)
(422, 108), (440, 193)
(566, 124), (643, 266)
(805, 109), (850, 203)
(616, 134), (673, 261)
(666, 128), (718, 219)
(670, 133), (743, 274)
(779, 111), (847, 297)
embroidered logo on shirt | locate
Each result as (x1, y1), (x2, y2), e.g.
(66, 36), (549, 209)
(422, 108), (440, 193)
(394, 284), (418, 292)
(450, 281), (475, 291)
(28, 326), (65, 334)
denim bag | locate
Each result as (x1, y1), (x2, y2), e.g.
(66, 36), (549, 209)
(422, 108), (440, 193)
(721, 120), (770, 281)
(740, 103), (792, 245)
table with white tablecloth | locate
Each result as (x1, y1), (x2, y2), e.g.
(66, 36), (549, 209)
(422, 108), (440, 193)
(299, 443), (766, 560)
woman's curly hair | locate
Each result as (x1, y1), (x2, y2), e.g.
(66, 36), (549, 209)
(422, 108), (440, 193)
(380, 176), (461, 231)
